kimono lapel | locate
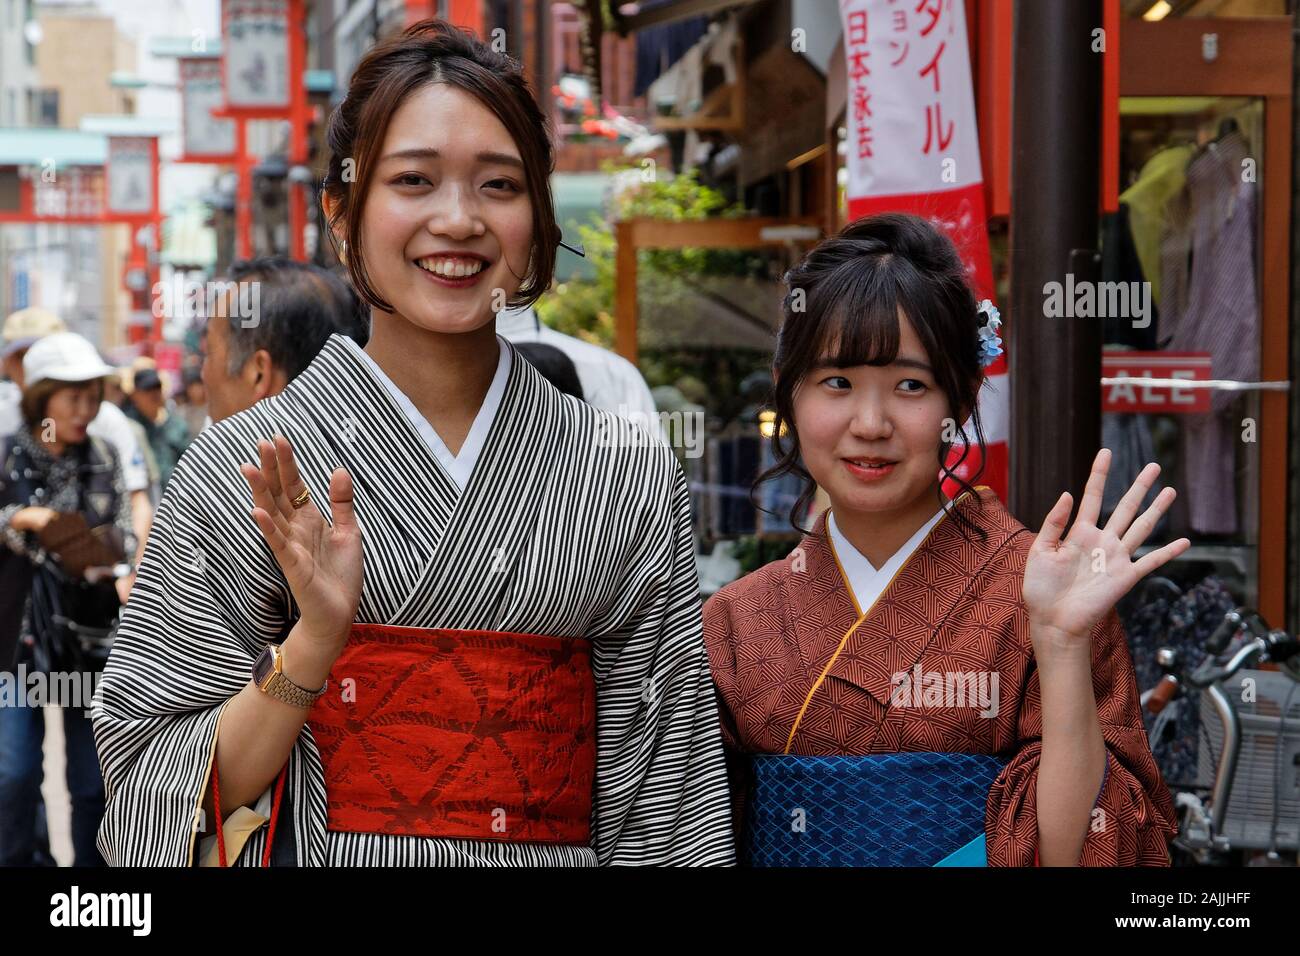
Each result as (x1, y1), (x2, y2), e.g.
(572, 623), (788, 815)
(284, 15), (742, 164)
(787, 489), (1021, 749)
(385, 340), (567, 630)
(281, 335), (465, 624)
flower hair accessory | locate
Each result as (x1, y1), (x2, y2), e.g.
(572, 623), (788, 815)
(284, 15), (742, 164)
(976, 299), (1003, 369)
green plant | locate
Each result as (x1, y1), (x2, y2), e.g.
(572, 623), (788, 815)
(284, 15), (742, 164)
(534, 161), (757, 350)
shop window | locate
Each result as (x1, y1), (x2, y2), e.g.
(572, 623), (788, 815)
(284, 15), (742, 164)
(1103, 95), (1265, 611)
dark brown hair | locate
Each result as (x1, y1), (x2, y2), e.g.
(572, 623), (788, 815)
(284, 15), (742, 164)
(320, 18), (559, 314)
(21, 378), (104, 430)
(754, 213), (990, 538)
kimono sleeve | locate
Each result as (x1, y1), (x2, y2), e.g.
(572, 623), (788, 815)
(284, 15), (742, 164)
(986, 609), (1178, 866)
(92, 434), (292, 866)
(702, 586), (754, 839)
(588, 452), (736, 866)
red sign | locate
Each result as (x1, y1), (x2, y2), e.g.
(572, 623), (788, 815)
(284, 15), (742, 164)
(1102, 352), (1211, 414)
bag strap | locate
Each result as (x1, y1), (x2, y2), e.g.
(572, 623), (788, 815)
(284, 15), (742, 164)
(210, 756), (289, 868)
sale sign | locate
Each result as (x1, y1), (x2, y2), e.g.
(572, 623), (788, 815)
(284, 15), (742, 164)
(1102, 352), (1212, 414)
(838, 0), (1005, 498)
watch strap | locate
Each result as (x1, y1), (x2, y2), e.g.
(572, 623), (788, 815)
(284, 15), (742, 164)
(255, 643), (327, 709)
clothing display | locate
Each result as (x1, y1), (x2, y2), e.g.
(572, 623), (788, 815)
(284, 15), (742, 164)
(94, 333), (734, 866)
(1105, 120), (1261, 541)
(704, 488), (1177, 866)
(1161, 131), (1258, 536)
(1120, 143), (1194, 313)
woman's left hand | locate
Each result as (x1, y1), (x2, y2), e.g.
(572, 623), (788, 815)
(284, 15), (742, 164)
(1023, 448), (1190, 653)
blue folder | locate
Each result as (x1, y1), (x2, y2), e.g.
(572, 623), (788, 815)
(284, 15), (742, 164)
(742, 752), (1006, 867)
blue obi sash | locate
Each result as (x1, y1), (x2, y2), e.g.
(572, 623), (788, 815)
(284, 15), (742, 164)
(741, 753), (1007, 867)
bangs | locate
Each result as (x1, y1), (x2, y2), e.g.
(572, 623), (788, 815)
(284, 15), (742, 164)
(808, 258), (907, 369)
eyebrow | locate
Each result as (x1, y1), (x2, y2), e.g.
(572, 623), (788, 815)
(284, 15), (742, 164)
(814, 355), (934, 374)
(378, 147), (524, 170)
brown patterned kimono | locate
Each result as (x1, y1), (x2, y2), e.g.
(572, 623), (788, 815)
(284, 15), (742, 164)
(704, 488), (1177, 866)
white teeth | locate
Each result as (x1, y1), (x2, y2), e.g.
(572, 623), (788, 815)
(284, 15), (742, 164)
(417, 257), (485, 278)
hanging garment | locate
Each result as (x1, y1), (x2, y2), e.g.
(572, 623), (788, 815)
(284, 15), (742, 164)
(1160, 132), (1259, 536)
(1101, 204), (1160, 349)
(1121, 143), (1194, 312)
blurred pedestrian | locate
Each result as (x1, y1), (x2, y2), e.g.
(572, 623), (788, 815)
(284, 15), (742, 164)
(0, 333), (135, 867)
(176, 366), (208, 439)
(122, 368), (192, 495)
(1, 308), (153, 595)
(202, 257), (370, 423)
(513, 341), (584, 400)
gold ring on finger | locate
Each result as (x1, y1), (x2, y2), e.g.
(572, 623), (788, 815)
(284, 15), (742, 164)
(291, 488), (312, 509)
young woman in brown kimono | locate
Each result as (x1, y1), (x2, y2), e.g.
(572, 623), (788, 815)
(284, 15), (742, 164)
(704, 213), (1185, 867)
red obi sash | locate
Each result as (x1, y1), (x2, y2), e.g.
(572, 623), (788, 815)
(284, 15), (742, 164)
(308, 623), (596, 844)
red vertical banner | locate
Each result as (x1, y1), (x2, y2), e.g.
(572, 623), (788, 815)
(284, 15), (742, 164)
(838, 0), (1007, 500)
(1101, 0), (1120, 213)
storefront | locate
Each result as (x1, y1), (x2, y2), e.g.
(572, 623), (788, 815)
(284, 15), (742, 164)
(819, 2), (1295, 633)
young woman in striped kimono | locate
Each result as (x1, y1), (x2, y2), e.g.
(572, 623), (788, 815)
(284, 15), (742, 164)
(705, 214), (1184, 867)
(92, 20), (733, 867)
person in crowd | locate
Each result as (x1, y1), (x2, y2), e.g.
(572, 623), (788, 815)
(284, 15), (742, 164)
(123, 368), (193, 496)
(0, 332), (136, 867)
(513, 341), (584, 400)
(498, 303), (654, 416)
(1, 308), (152, 598)
(176, 366), (209, 439)
(201, 257), (371, 424)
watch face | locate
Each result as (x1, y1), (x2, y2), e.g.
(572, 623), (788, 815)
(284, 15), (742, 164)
(252, 645), (274, 685)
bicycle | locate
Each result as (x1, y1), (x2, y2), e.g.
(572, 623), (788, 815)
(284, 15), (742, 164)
(1142, 608), (1300, 865)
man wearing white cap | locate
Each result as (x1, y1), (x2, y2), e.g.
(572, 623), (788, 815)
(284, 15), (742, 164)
(0, 308), (153, 586)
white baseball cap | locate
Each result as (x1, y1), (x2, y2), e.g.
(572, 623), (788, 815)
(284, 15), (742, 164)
(22, 332), (115, 388)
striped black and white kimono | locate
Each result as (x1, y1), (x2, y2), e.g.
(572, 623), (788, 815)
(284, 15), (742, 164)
(92, 332), (734, 866)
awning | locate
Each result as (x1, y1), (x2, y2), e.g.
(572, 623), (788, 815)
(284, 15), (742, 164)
(0, 129), (106, 166)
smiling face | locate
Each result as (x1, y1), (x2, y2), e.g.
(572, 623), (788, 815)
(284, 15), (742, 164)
(344, 82), (535, 335)
(792, 309), (958, 519)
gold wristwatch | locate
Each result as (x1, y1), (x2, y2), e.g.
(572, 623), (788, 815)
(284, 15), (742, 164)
(252, 642), (328, 708)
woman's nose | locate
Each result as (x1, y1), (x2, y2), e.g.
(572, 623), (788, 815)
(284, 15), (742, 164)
(426, 184), (483, 239)
(848, 398), (892, 438)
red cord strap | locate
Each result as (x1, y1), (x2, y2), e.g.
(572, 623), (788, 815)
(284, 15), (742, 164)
(209, 757), (288, 868)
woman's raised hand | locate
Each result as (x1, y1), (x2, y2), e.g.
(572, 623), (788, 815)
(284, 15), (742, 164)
(1022, 448), (1190, 650)
(239, 435), (364, 656)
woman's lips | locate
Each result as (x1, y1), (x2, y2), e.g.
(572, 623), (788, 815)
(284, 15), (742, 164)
(843, 458), (896, 482)
(413, 258), (489, 289)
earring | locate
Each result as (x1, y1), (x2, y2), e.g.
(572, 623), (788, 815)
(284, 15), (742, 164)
(339, 239), (349, 266)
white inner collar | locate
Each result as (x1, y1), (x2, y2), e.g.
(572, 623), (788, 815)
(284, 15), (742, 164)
(340, 333), (512, 492)
(827, 505), (947, 614)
